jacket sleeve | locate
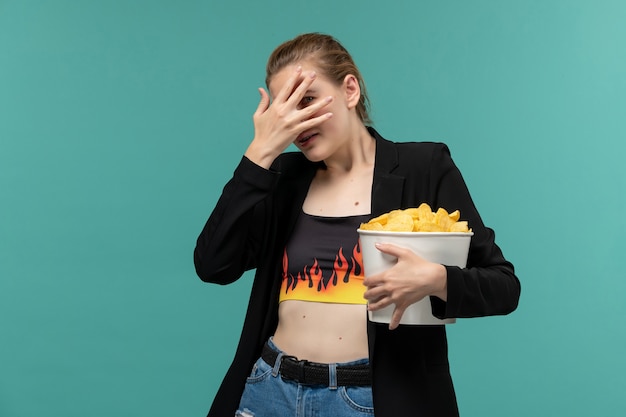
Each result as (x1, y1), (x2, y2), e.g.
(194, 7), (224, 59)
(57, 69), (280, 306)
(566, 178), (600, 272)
(193, 156), (280, 284)
(427, 145), (521, 318)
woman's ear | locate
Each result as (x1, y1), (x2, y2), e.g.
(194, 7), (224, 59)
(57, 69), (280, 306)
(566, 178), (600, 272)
(343, 74), (361, 110)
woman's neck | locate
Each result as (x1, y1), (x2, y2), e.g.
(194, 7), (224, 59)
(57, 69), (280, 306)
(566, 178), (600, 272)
(322, 123), (375, 175)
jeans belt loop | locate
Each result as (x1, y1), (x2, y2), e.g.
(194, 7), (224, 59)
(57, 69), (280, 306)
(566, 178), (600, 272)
(271, 351), (284, 377)
(328, 363), (338, 390)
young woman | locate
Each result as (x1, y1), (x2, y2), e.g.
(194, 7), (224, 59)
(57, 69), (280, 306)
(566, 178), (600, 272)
(194, 33), (520, 417)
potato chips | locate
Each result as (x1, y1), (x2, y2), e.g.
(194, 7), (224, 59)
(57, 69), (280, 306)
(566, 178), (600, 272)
(359, 203), (472, 233)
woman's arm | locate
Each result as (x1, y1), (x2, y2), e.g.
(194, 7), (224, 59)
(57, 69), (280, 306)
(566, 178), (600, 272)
(193, 156), (279, 284)
(195, 67), (334, 284)
(429, 144), (521, 318)
(362, 143), (520, 327)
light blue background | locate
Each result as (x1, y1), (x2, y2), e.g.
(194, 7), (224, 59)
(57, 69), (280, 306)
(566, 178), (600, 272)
(1, 1), (625, 416)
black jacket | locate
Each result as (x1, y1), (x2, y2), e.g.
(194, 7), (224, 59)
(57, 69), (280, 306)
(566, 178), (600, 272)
(194, 127), (520, 417)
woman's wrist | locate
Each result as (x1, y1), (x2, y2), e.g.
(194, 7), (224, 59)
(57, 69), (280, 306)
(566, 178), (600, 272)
(244, 140), (280, 170)
(430, 263), (448, 302)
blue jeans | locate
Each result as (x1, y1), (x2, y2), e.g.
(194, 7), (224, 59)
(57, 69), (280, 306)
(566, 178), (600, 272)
(235, 339), (375, 417)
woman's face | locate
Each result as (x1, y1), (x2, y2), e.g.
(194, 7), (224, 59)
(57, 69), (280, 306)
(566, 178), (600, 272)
(268, 62), (360, 162)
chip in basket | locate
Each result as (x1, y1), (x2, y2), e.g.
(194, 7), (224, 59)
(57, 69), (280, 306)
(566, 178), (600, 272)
(359, 203), (471, 233)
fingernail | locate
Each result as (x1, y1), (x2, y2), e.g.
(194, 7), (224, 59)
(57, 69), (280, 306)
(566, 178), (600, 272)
(296, 65), (302, 72)
(309, 71), (316, 78)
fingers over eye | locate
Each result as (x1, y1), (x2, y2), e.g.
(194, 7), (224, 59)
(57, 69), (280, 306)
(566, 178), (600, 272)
(286, 71), (317, 105)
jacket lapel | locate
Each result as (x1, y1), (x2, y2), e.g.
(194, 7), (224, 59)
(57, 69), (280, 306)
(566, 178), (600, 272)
(369, 127), (405, 216)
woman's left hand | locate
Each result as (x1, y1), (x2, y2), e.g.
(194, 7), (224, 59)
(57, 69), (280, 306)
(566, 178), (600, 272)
(363, 242), (448, 330)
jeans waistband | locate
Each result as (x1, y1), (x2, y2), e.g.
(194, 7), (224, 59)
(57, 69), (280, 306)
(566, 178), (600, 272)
(261, 340), (372, 387)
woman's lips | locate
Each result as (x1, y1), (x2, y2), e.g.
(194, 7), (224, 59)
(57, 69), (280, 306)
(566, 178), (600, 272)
(296, 132), (318, 146)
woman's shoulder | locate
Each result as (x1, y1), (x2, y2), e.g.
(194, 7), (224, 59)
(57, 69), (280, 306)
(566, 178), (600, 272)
(370, 126), (448, 146)
(370, 127), (452, 163)
(394, 139), (450, 153)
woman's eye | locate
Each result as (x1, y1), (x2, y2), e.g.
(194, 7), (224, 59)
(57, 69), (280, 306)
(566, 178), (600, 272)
(300, 96), (315, 107)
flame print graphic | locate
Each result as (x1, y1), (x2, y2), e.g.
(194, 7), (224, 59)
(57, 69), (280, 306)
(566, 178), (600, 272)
(280, 244), (366, 304)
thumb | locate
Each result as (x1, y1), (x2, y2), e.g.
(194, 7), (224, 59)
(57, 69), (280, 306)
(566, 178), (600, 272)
(389, 305), (406, 330)
(254, 87), (270, 115)
(375, 242), (406, 258)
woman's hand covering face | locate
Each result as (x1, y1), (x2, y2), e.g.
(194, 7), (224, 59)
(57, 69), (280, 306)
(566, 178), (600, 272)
(245, 66), (334, 169)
